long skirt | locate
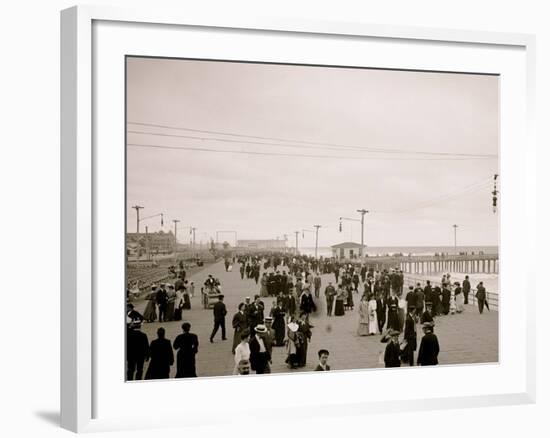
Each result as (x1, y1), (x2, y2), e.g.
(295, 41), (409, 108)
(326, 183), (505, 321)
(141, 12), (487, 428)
(176, 353), (196, 378)
(273, 319), (286, 346)
(368, 314), (378, 334)
(387, 310), (399, 330)
(335, 299), (345, 316)
(143, 300), (157, 322)
(182, 294), (191, 310)
(297, 341), (308, 367)
(455, 294), (464, 313)
(165, 300), (175, 321)
(357, 322), (369, 336)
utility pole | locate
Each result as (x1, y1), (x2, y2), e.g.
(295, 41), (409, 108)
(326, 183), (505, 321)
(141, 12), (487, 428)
(132, 205), (144, 233)
(356, 209), (369, 258)
(172, 219), (180, 260)
(313, 225), (321, 259)
(191, 227), (197, 256)
(453, 224), (458, 254)
(145, 225), (149, 260)
(294, 231), (299, 255)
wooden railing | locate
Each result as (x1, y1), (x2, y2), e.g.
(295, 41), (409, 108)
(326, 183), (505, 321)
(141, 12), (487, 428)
(403, 274), (499, 311)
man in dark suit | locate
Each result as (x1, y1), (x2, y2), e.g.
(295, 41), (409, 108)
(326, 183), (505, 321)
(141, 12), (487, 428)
(417, 322), (440, 366)
(314, 349), (331, 371)
(403, 306), (417, 366)
(249, 324), (271, 374)
(246, 296), (264, 332)
(462, 275), (471, 305)
(145, 327), (174, 380)
(383, 329), (401, 368)
(231, 302), (248, 353)
(126, 319), (149, 380)
(210, 295), (227, 343)
(155, 285), (168, 322)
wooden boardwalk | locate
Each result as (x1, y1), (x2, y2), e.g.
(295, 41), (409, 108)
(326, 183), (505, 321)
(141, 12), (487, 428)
(133, 260), (498, 379)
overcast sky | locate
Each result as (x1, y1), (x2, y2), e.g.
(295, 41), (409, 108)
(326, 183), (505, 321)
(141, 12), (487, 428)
(126, 57), (499, 248)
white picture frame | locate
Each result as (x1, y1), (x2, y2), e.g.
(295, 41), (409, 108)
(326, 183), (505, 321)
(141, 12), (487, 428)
(60, 4), (536, 433)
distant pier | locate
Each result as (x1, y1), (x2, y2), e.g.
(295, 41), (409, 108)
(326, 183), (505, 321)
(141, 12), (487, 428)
(362, 254), (499, 275)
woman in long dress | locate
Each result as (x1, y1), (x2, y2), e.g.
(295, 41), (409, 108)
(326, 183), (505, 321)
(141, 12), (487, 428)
(356, 295), (370, 336)
(454, 282), (464, 313)
(260, 273), (268, 297)
(270, 301), (286, 346)
(285, 321), (300, 369)
(334, 286), (346, 316)
(142, 286), (157, 323)
(368, 295), (379, 335)
(165, 285), (176, 321)
(386, 293), (400, 331)
(173, 287), (184, 321)
(346, 285), (355, 311)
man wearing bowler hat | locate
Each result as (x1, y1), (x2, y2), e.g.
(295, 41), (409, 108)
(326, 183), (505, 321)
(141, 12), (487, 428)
(383, 329), (401, 368)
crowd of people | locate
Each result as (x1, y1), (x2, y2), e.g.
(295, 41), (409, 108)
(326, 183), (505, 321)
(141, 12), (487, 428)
(126, 252), (492, 379)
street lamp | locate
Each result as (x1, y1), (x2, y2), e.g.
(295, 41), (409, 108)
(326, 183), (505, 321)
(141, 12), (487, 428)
(339, 209), (369, 257)
(313, 225), (321, 259)
(453, 224), (458, 254)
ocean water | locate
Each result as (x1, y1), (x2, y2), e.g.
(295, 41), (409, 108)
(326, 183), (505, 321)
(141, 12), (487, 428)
(299, 245), (498, 258)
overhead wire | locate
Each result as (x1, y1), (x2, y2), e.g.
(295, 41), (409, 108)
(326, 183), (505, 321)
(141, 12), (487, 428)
(372, 177), (493, 216)
(127, 142), (492, 161)
(127, 121), (497, 159)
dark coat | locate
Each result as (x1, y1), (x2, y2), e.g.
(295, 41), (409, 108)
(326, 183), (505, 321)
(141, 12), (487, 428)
(314, 364), (331, 371)
(417, 332), (440, 366)
(173, 332), (199, 378)
(404, 314), (417, 351)
(213, 301), (227, 321)
(247, 303), (264, 329)
(420, 310), (434, 324)
(384, 341), (401, 367)
(145, 338), (174, 379)
(249, 336), (271, 373)
(232, 311), (247, 331)
(127, 329), (149, 361)
(300, 293), (316, 314)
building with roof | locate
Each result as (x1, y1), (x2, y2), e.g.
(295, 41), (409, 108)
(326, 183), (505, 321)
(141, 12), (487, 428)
(330, 242), (366, 259)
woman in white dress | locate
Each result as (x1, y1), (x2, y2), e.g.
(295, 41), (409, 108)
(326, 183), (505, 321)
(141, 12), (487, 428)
(233, 331), (251, 375)
(368, 295), (378, 335)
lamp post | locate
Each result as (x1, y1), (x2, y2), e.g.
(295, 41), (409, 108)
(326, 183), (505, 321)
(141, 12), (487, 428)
(313, 225), (321, 259)
(132, 205), (143, 233)
(356, 209), (369, 258)
(453, 224), (458, 254)
(172, 219), (180, 261)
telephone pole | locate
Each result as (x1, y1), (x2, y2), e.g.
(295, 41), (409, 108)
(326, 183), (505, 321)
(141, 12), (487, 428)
(191, 227), (197, 256)
(172, 219), (180, 260)
(132, 205), (144, 233)
(313, 225), (321, 259)
(294, 231), (299, 255)
(453, 224), (458, 254)
(356, 209), (369, 258)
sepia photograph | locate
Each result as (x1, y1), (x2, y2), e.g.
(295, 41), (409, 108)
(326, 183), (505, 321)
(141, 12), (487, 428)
(125, 56), (499, 380)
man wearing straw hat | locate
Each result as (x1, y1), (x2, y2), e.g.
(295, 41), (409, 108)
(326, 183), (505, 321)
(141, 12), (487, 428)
(249, 324), (271, 374)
